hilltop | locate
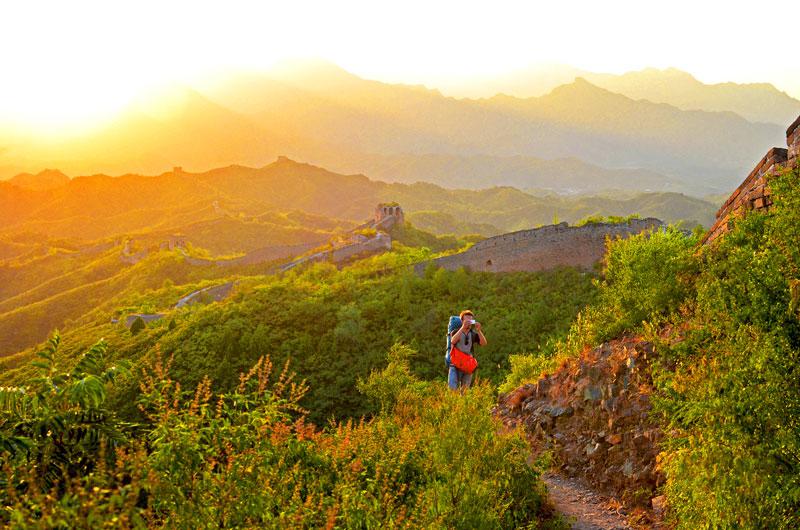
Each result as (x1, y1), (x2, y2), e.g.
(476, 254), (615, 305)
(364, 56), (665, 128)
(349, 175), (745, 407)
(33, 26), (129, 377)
(8, 169), (70, 191)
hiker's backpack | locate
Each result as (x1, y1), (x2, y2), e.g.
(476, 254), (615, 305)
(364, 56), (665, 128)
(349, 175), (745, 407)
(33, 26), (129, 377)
(444, 315), (462, 367)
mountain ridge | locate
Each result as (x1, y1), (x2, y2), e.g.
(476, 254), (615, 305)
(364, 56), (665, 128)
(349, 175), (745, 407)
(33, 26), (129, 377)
(1, 63), (786, 196)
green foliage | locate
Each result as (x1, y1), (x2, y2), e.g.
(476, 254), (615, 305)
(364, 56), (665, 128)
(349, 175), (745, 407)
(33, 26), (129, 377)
(129, 316), (146, 335)
(499, 353), (557, 394)
(1, 342), (561, 528)
(595, 226), (697, 335)
(104, 255), (596, 424)
(651, 167), (800, 529)
(358, 342), (427, 412)
(0, 332), (131, 494)
(355, 226), (377, 238)
(557, 226), (698, 355)
(573, 213), (640, 227)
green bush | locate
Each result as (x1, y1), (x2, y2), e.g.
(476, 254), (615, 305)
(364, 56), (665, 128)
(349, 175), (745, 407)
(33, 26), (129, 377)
(1, 342), (563, 528)
(558, 226), (698, 356)
(652, 167), (800, 529)
(0, 333), (130, 494)
(573, 214), (640, 227)
(129, 316), (146, 335)
(498, 353), (557, 394)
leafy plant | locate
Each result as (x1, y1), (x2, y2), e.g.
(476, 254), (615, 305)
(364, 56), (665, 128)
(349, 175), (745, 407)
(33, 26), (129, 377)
(1, 341), (563, 528)
(0, 332), (131, 493)
(129, 316), (146, 336)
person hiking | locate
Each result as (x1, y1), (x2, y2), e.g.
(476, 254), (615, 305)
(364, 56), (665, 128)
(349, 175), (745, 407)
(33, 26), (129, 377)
(446, 309), (487, 391)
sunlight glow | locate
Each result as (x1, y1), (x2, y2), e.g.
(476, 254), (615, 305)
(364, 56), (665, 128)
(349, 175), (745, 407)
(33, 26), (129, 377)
(1, 0), (798, 133)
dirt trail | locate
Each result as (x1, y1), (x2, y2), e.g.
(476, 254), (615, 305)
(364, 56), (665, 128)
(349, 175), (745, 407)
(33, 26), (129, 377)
(544, 473), (631, 530)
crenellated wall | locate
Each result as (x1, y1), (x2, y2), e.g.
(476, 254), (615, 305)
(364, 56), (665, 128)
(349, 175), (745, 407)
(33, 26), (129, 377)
(704, 114), (800, 244)
(414, 218), (664, 274)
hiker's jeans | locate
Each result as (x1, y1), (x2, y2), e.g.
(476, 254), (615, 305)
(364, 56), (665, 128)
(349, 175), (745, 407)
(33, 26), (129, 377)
(448, 365), (473, 390)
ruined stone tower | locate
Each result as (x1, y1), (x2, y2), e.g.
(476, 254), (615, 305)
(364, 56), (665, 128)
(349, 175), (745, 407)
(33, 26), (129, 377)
(374, 202), (404, 229)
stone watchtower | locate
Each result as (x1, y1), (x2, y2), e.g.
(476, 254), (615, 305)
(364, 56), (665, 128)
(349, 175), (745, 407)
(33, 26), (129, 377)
(374, 202), (405, 229)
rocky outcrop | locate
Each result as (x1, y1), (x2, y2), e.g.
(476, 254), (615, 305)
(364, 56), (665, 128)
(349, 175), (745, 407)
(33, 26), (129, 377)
(495, 336), (663, 509)
(415, 218), (664, 274)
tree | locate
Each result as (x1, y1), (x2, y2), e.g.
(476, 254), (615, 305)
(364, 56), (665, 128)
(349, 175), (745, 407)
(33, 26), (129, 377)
(129, 316), (146, 335)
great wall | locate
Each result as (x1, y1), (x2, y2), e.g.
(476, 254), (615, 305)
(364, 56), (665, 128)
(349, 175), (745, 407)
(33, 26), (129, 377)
(415, 218), (665, 274)
(118, 114), (800, 331)
(119, 203), (402, 270)
(703, 114), (800, 243)
(116, 203), (404, 327)
(278, 203), (401, 271)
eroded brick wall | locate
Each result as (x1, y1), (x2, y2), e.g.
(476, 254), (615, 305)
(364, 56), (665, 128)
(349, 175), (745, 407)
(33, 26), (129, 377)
(704, 114), (800, 244)
(788, 115), (800, 164)
(414, 218), (664, 274)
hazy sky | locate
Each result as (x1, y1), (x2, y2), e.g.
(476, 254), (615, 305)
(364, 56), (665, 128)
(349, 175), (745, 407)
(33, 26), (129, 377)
(2, 0), (799, 129)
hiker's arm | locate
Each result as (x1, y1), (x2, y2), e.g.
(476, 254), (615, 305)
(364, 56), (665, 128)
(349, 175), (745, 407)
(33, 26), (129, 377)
(450, 324), (470, 345)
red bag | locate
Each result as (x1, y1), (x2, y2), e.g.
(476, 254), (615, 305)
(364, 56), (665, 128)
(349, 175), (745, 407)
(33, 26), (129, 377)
(450, 346), (478, 374)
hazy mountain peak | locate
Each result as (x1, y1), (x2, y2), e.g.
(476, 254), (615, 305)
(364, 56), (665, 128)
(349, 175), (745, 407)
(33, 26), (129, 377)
(644, 66), (696, 79)
(546, 77), (617, 99)
(270, 57), (361, 85)
(270, 155), (304, 167)
(584, 67), (800, 125)
(9, 168), (70, 191)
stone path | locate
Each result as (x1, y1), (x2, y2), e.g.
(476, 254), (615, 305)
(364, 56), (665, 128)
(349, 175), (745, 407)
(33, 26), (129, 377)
(543, 473), (631, 530)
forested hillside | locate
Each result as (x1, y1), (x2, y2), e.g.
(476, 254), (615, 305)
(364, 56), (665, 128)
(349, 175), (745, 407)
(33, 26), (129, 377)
(1, 157), (715, 243)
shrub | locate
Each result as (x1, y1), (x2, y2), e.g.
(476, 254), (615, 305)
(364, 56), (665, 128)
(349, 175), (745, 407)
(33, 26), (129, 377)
(1, 342), (563, 528)
(498, 353), (557, 394)
(653, 167), (800, 529)
(557, 226), (698, 356)
(0, 333), (130, 495)
(129, 316), (146, 335)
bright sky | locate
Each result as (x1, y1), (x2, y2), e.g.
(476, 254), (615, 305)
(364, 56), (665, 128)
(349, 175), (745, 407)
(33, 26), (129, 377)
(2, 0), (798, 131)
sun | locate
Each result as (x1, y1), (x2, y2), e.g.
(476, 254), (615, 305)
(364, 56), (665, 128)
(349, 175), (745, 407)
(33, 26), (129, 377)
(0, 75), (148, 136)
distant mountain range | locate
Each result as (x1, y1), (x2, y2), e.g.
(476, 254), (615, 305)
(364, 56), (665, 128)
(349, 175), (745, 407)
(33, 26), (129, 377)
(0, 157), (716, 248)
(584, 68), (800, 127)
(440, 65), (800, 127)
(0, 61), (792, 197)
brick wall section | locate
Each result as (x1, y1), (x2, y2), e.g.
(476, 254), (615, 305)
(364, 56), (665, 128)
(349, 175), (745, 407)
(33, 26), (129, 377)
(414, 218), (664, 274)
(788, 115), (800, 164)
(175, 281), (235, 308)
(332, 232), (392, 262)
(703, 114), (800, 244)
(281, 232), (393, 271)
(703, 148), (787, 243)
